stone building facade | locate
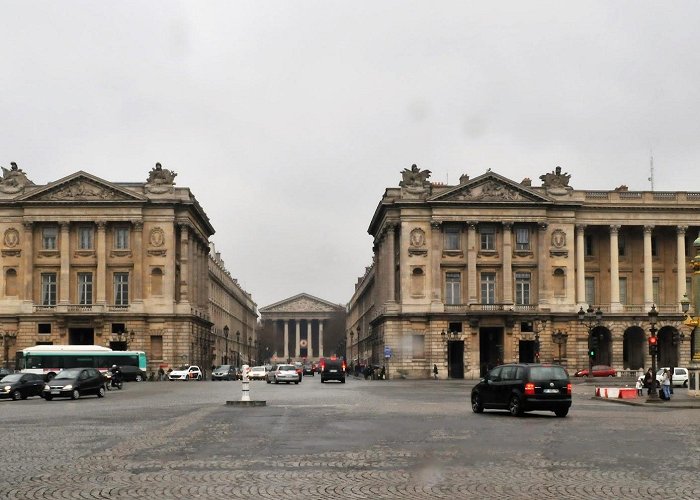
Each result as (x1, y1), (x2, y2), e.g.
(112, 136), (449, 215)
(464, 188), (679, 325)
(347, 165), (699, 379)
(0, 162), (255, 374)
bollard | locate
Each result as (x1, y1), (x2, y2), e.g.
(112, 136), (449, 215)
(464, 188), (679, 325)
(241, 377), (251, 401)
(226, 364), (265, 406)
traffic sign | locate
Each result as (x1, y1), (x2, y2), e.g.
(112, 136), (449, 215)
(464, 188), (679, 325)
(384, 346), (392, 358)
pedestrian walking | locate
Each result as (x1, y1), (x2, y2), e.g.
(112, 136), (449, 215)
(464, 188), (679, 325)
(158, 367), (165, 381)
(433, 364), (438, 380)
(635, 375), (643, 397)
(644, 368), (653, 395)
(662, 369), (671, 400)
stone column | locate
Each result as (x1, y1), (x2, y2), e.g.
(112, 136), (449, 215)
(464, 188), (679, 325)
(502, 222), (513, 304)
(576, 225), (586, 305)
(537, 223), (549, 305)
(643, 225), (654, 307)
(386, 223), (396, 302)
(307, 320), (313, 358)
(59, 222), (70, 304)
(96, 221), (106, 305)
(295, 320), (301, 358)
(318, 320), (324, 358)
(283, 320), (289, 360)
(467, 222), (477, 304)
(430, 221), (442, 305)
(189, 236), (196, 307)
(677, 226), (688, 307)
(133, 221), (143, 302)
(22, 222), (33, 303)
(179, 224), (189, 302)
(609, 225), (621, 311)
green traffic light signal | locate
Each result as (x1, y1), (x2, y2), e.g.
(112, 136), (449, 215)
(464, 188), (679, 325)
(589, 349), (595, 357)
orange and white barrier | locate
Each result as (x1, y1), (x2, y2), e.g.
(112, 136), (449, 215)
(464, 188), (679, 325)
(596, 387), (638, 399)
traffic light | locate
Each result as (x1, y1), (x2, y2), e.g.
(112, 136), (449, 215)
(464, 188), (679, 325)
(588, 333), (599, 358)
(648, 335), (658, 356)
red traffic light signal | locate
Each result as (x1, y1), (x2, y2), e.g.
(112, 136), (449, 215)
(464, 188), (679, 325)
(648, 336), (657, 346)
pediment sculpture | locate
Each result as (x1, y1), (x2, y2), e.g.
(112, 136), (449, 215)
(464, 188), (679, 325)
(146, 162), (177, 194)
(43, 180), (122, 201)
(0, 162), (34, 194)
(455, 180), (524, 201)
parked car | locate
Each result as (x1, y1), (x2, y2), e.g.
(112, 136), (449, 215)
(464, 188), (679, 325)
(248, 366), (268, 380)
(119, 365), (146, 382)
(302, 363), (315, 376)
(43, 368), (106, 400)
(471, 363), (572, 417)
(212, 365), (237, 381)
(266, 364), (299, 384)
(0, 373), (45, 400)
(0, 367), (12, 381)
(574, 365), (616, 377)
(320, 357), (346, 383)
(656, 367), (689, 387)
(293, 362), (303, 382)
(168, 365), (203, 381)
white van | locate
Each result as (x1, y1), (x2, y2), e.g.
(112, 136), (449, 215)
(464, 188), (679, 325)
(656, 367), (689, 387)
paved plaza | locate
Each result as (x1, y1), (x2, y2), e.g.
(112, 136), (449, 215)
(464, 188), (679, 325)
(1, 377), (699, 499)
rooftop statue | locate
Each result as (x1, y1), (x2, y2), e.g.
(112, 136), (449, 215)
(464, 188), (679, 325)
(146, 162), (177, 194)
(539, 166), (572, 195)
(0, 162), (34, 194)
(399, 164), (432, 197)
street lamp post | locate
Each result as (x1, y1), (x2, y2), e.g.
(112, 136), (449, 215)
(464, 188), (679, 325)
(248, 336), (252, 365)
(349, 331), (354, 366)
(647, 305), (660, 401)
(441, 328), (460, 378)
(551, 330), (568, 364)
(223, 326), (229, 365)
(236, 331), (240, 367)
(2, 332), (17, 369)
(578, 305), (603, 379)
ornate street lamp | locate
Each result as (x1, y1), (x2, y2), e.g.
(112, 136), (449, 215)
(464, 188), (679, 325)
(349, 331), (354, 365)
(551, 330), (568, 364)
(2, 331), (18, 369)
(647, 304), (660, 401)
(248, 336), (252, 365)
(236, 331), (240, 367)
(578, 305), (603, 379)
(223, 326), (229, 365)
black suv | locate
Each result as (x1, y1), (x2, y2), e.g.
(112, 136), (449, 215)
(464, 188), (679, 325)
(320, 357), (346, 383)
(43, 368), (106, 400)
(471, 363), (571, 417)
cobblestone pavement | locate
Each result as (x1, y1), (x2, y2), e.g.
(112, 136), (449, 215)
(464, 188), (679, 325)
(1, 377), (699, 499)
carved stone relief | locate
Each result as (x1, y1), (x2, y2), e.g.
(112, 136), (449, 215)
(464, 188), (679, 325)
(408, 228), (427, 256)
(43, 181), (123, 201)
(268, 297), (338, 313)
(145, 162), (177, 194)
(3, 228), (19, 247)
(550, 228), (569, 257)
(454, 180), (524, 201)
(149, 227), (165, 247)
(0, 162), (34, 194)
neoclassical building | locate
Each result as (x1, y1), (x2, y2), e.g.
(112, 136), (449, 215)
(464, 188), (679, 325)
(259, 293), (346, 363)
(0, 162), (256, 374)
(347, 165), (699, 379)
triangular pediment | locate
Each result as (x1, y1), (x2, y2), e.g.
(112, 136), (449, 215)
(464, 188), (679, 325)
(260, 293), (343, 313)
(429, 171), (552, 203)
(17, 171), (146, 202)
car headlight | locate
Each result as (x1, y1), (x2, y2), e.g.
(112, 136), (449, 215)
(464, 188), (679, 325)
(44, 384), (50, 391)
(63, 384), (73, 390)
(3, 385), (10, 391)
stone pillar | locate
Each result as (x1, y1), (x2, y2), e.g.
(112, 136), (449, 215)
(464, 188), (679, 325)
(386, 223), (396, 302)
(318, 320), (324, 358)
(537, 223), (548, 305)
(576, 225), (586, 305)
(179, 224), (189, 302)
(677, 226), (688, 307)
(502, 222), (513, 304)
(295, 320), (301, 358)
(59, 222), (70, 304)
(96, 221), (106, 305)
(133, 221), (143, 302)
(644, 225), (654, 307)
(189, 236), (196, 307)
(22, 222), (33, 303)
(430, 221), (442, 305)
(467, 222), (477, 304)
(307, 320), (313, 358)
(609, 225), (621, 311)
(283, 320), (289, 360)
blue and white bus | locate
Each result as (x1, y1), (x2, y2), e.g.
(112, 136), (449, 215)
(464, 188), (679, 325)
(16, 345), (147, 380)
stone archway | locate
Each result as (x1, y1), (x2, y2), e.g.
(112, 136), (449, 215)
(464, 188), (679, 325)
(623, 326), (646, 370)
(657, 326), (679, 368)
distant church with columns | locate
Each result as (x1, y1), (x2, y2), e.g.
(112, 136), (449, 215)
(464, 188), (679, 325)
(259, 293), (346, 362)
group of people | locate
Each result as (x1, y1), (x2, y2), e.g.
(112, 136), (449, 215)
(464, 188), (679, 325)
(637, 368), (673, 400)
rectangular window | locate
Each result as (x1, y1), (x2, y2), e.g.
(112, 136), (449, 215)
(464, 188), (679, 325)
(78, 272), (93, 305)
(515, 227), (530, 250)
(114, 272), (129, 305)
(585, 277), (595, 305)
(619, 277), (628, 305)
(41, 273), (57, 305)
(652, 277), (660, 305)
(444, 226), (460, 250)
(38, 323), (52, 334)
(115, 227), (130, 249)
(651, 236), (658, 257)
(480, 226), (495, 251)
(515, 272), (531, 305)
(585, 235), (594, 256)
(78, 226), (93, 250)
(445, 272), (461, 305)
(481, 273), (496, 304)
(42, 227), (57, 250)
(618, 234), (626, 257)
(411, 334), (425, 358)
(151, 335), (163, 360)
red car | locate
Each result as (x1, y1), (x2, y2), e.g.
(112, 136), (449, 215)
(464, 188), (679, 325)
(574, 365), (616, 377)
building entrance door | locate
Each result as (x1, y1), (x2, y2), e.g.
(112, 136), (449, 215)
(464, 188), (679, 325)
(69, 328), (94, 345)
(447, 341), (464, 379)
(479, 327), (504, 377)
(519, 340), (536, 363)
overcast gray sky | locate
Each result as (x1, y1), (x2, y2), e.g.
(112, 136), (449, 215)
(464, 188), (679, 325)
(3, 1), (700, 310)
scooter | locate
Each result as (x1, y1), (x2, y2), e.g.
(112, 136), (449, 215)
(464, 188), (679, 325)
(103, 372), (123, 390)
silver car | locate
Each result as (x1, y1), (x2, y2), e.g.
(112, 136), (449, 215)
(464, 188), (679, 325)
(267, 364), (299, 384)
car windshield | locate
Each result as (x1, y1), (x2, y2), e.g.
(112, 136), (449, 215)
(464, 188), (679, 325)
(251, 366), (265, 371)
(55, 368), (83, 379)
(216, 365), (231, 370)
(176, 365), (189, 370)
(529, 366), (568, 381)
(1, 374), (23, 382)
(278, 365), (295, 370)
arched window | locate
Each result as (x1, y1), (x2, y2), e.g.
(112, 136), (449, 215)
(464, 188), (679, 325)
(151, 268), (163, 296)
(5, 268), (18, 296)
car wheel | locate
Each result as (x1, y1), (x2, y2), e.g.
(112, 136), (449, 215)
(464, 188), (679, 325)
(11, 389), (22, 401)
(295, 381), (299, 384)
(286, 381), (290, 384)
(684, 380), (688, 388)
(554, 408), (569, 418)
(197, 375), (202, 381)
(275, 380), (279, 384)
(71, 389), (80, 400)
(47, 372), (56, 381)
(45, 394), (53, 401)
(341, 379), (345, 384)
(508, 396), (523, 417)
(135, 375), (143, 382)
(471, 394), (484, 413)
(321, 379), (325, 383)
(266, 379), (271, 384)
(97, 386), (106, 398)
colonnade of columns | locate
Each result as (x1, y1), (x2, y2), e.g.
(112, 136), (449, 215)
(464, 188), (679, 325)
(178, 223), (209, 309)
(278, 319), (325, 360)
